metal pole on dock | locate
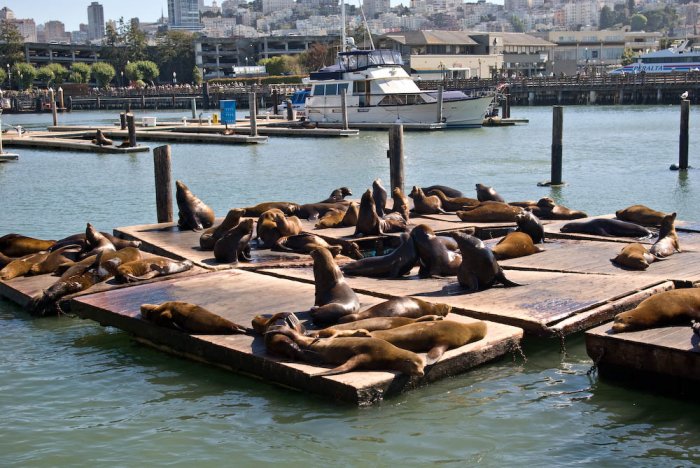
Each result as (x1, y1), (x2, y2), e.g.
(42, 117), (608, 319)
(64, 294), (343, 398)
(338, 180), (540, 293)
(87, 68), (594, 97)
(436, 85), (444, 124)
(387, 124), (405, 194)
(119, 112), (126, 130)
(126, 113), (136, 147)
(249, 92), (257, 137)
(551, 106), (564, 185)
(285, 99), (293, 121)
(191, 98), (197, 119)
(153, 145), (173, 223)
(678, 99), (690, 170)
(50, 88), (57, 126)
(341, 92), (349, 130)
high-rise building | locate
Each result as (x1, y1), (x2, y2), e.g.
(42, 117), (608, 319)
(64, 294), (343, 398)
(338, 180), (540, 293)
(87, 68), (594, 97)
(363, 0), (390, 19)
(44, 20), (70, 42)
(168, 0), (203, 30)
(87, 2), (105, 41)
(0, 6), (15, 20)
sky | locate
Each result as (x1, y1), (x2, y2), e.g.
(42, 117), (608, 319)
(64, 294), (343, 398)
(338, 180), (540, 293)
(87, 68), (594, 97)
(2, 0), (503, 32)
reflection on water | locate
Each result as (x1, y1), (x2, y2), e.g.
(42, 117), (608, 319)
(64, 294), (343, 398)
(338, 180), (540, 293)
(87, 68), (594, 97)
(1, 107), (700, 465)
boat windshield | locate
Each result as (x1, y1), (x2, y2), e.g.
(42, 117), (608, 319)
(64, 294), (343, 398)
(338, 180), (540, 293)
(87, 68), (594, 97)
(339, 50), (403, 72)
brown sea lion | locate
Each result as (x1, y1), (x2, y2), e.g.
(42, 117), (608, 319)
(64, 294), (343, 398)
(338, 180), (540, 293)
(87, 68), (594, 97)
(49, 232), (140, 252)
(91, 129), (113, 146)
(115, 256), (193, 282)
(296, 202), (352, 221)
(268, 326), (425, 376)
(389, 187), (410, 223)
(650, 213), (680, 258)
(318, 187), (352, 204)
(516, 210), (545, 243)
(612, 288), (700, 333)
(611, 243), (657, 270)
(240, 201), (300, 217)
(251, 312), (306, 359)
(372, 178), (388, 217)
(0, 233), (55, 257)
(426, 189), (479, 212)
(354, 189), (406, 237)
(140, 301), (247, 334)
(176, 180), (215, 231)
(422, 184), (463, 198)
(257, 209), (298, 249)
(199, 208), (244, 251)
(451, 231), (521, 292)
(272, 233), (343, 257)
(615, 204), (668, 226)
(310, 315), (443, 338)
(410, 224), (461, 277)
(337, 296), (451, 323)
(98, 247), (144, 276)
(456, 202), (523, 223)
(475, 183), (505, 203)
(80, 223), (116, 259)
(409, 186), (445, 215)
(370, 320), (487, 364)
(0, 252), (50, 280)
(28, 268), (99, 316)
(314, 208), (346, 229)
(309, 247), (360, 326)
(28, 245), (81, 275)
(341, 232), (418, 278)
(0, 251), (14, 269)
(213, 218), (254, 264)
(491, 232), (543, 260)
(532, 197), (587, 220)
(560, 219), (652, 238)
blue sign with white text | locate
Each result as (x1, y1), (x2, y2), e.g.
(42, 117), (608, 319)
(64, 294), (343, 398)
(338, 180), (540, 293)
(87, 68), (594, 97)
(220, 100), (236, 125)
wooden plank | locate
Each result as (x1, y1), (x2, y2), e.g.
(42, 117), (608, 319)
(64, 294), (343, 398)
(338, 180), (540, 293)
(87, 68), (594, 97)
(258, 266), (669, 335)
(3, 135), (150, 153)
(69, 269), (523, 406)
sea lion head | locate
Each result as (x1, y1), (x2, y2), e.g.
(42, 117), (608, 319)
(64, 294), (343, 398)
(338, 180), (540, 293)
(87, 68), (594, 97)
(140, 303), (160, 320)
(311, 246), (344, 289)
(658, 212), (677, 238)
(408, 186), (422, 199)
(399, 353), (426, 377)
(431, 303), (452, 317)
(537, 197), (556, 209)
(449, 231), (485, 251)
(612, 309), (650, 333)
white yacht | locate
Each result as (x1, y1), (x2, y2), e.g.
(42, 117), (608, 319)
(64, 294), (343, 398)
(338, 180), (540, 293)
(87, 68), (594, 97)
(304, 48), (496, 128)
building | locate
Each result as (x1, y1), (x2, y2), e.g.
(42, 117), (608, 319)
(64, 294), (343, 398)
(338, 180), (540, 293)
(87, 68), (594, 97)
(168, 0), (203, 30)
(9, 18), (37, 43)
(0, 6), (15, 20)
(43, 21), (71, 43)
(363, 0), (390, 19)
(87, 2), (105, 42)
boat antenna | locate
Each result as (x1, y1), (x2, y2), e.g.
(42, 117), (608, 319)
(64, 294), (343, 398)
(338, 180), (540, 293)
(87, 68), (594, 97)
(359, 3), (375, 50)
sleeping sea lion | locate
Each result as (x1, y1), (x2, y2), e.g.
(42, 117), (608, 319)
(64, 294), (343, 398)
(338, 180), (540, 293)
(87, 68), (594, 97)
(49, 232), (140, 252)
(341, 232), (418, 278)
(560, 219), (652, 238)
(422, 185), (463, 198)
(115, 256), (193, 282)
(650, 213), (680, 258)
(372, 178), (388, 218)
(615, 204), (668, 226)
(309, 247), (360, 326)
(410, 224), (461, 277)
(240, 201), (300, 217)
(0, 233), (55, 257)
(409, 186), (445, 215)
(0, 252), (50, 280)
(475, 183), (505, 203)
(516, 210), (545, 243)
(199, 208), (244, 251)
(214, 218), (254, 264)
(28, 245), (81, 275)
(140, 301), (247, 334)
(612, 288), (700, 333)
(251, 312), (306, 359)
(0, 251), (14, 269)
(309, 315), (443, 338)
(318, 187), (352, 204)
(532, 197), (587, 220)
(272, 233), (342, 257)
(611, 243), (657, 270)
(337, 296), (451, 323)
(456, 202), (522, 223)
(451, 231), (521, 292)
(425, 189), (479, 212)
(295, 202), (351, 221)
(491, 231), (542, 260)
(176, 180), (215, 231)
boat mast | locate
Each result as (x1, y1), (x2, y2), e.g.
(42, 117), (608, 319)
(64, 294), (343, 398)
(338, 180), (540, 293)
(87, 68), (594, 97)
(341, 0), (346, 53)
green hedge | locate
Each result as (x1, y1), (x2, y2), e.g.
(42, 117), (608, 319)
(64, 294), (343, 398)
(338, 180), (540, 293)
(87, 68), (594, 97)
(208, 75), (306, 86)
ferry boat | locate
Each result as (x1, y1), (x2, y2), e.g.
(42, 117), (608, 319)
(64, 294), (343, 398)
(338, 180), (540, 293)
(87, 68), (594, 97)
(304, 48), (496, 128)
(610, 40), (700, 74)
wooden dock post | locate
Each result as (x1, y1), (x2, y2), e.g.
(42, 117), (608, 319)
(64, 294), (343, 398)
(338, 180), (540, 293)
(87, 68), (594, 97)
(50, 88), (57, 126)
(272, 90), (279, 115)
(96, 96), (101, 110)
(537, 106), (564, 187)
(126, 113), (136, 148)
(675, 99), (690, 170)
(153, 145), (173, 223)
(436, 85), (444, 123)
(387, 124), (405, 194)
(119, 112), (126, 130)
(285, 99), (293, 121)
(57, 86), (64, 109)
(191, 98), (197, 118)
(249, 92), (258, 137)
(341, 92), (349, 130)
(67, 96), (73, 111)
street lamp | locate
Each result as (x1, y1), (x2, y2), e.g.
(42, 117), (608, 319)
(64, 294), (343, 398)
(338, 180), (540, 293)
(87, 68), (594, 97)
(5, 64), (9, 88)
(120, 70), (124, 87)
(173, 71), (177, 85)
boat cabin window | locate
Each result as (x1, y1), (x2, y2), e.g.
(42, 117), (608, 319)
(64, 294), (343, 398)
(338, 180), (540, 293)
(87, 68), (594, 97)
(313, 83), (349, 96)
(314, 84), (326, 96)
(353, 81), (366, 93)
(357, 55), (368, 69)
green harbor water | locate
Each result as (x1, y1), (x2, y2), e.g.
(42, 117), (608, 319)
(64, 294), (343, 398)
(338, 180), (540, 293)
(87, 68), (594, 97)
(0, 106), (699, 466)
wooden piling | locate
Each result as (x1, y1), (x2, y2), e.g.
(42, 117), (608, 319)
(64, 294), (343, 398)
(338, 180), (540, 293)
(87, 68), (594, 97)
(387, 124), (405, 194)
(50, 88), (57, 127)
(67, 96), (73, 111)
(119, 112), (126, 130)
(191, 98), (197, 118)
(57, 87), (64, 109)
(96, 96), (101, 109)
(551, 106), (564, 185)
(679, 99), (690, 170)
(249, 92), (257, 137)
(153, 145), (173, 223)
(272, 90), (279, 115)
(126, 113), (136, 148)
(436, 85), (444, 123)
(341, 91), (349, 130)
(285, 99), (293, 121)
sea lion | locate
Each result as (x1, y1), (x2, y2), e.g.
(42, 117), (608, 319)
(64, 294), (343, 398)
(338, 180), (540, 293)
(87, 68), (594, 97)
(456, 202), (523, 223)
(611, 243), (657, 270)
(49, 232), (140, 252)
(354, 189), (406, 237)
(425, 189), (479, 212)
(692, 320), (700, 338)
(612, 288), (700, 333)
(337, 296), (451, 323)
(318, 187), (352, 204)
(80, 223), (116, 259)
(451, 231), (521, 292)
(214, 218), (254, 264)
(409, 186), (445, 215)
(314, 208), (346, 229)
(295, 202), (351, 221)
(370, 320), (487, 364)
(0, 252), (50, 280)
(516, 210), (545, 243)
(199, 208), (244, 251)
(389, 187), (410, 223)
(341, 232), (418, 278)
(240, 201), (300, 217)
(91, 129), (113, 146)
(251, 312), (306, 359)
(475, 183), (505, 203)
(28, 245), (81, 275)
(372, 178), (388, 218)
(309, 247), (360, 326)
(532, 197), (588, 220)
(615, 204), (668, 226)
(98, 247), (144, 276)
(491, 231), (543, 260)
(560, 219), (652, 238)
(0, 233), (55, 257)
(422, 184), (463, 198)
(257, 209), (301, 248)
(140, 301), (247, 334)
(309, 315), (443, 338)
(176, 180), (216, 231)
(0, 251), (14, 269)
(650, 213), (680, 258)
(268, 326), (425, 376)
(272, 233), (342, 257)
(410, 224), (461, 277)
(115, 256), (193, 282)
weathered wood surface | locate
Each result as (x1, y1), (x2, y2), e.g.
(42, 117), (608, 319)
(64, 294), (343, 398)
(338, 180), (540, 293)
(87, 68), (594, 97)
(586, 321), (700, 392)
(70, 269), (523, 405)
(3, 135), (150, 153)
(258, 266), (674, 336)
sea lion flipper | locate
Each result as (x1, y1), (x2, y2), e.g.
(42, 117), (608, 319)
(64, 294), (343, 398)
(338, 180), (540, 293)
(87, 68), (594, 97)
(416, 315), (443, 322)
(460, 273), (480, 293)
(313, 355), (368, 376)
(496, 269), (521, 288)
(425, 345), (448, 365)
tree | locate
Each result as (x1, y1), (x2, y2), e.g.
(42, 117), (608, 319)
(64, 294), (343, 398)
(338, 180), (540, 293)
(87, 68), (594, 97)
(45, 63), (68, 85)
(36, 66), (55, 87)
(0, 68), (6, 86)
(13, 62), (37, 89)
(630, 13), (648, 31)
(621, 48), (637, 66)
(136, 60), (159, 84)
(510, 15), (525, 32)
(298, 42), (334, 72)
(91, 62), (116, 88)
(259, 56), (285, 75)
(599, 6), (615, 29)
(0, 20), (25, 68)
(70, 62), (91, 83)
(125, 61), (141, 82)
(153, 31), (195, 84)
(192, 66), (202, 86)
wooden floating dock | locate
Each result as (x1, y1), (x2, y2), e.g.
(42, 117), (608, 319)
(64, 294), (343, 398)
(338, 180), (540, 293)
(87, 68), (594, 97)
(585, 322), (699, 395)
(3, 133), (150, 154)
(68, 269), (523, 406)
(0, 152), (19, 161)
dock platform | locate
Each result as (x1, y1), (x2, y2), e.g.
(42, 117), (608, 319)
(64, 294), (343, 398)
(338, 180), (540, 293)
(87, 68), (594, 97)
(3, 134), (150, 153)
(0, 152), (19, 161)
(69, 269), (523, 406)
